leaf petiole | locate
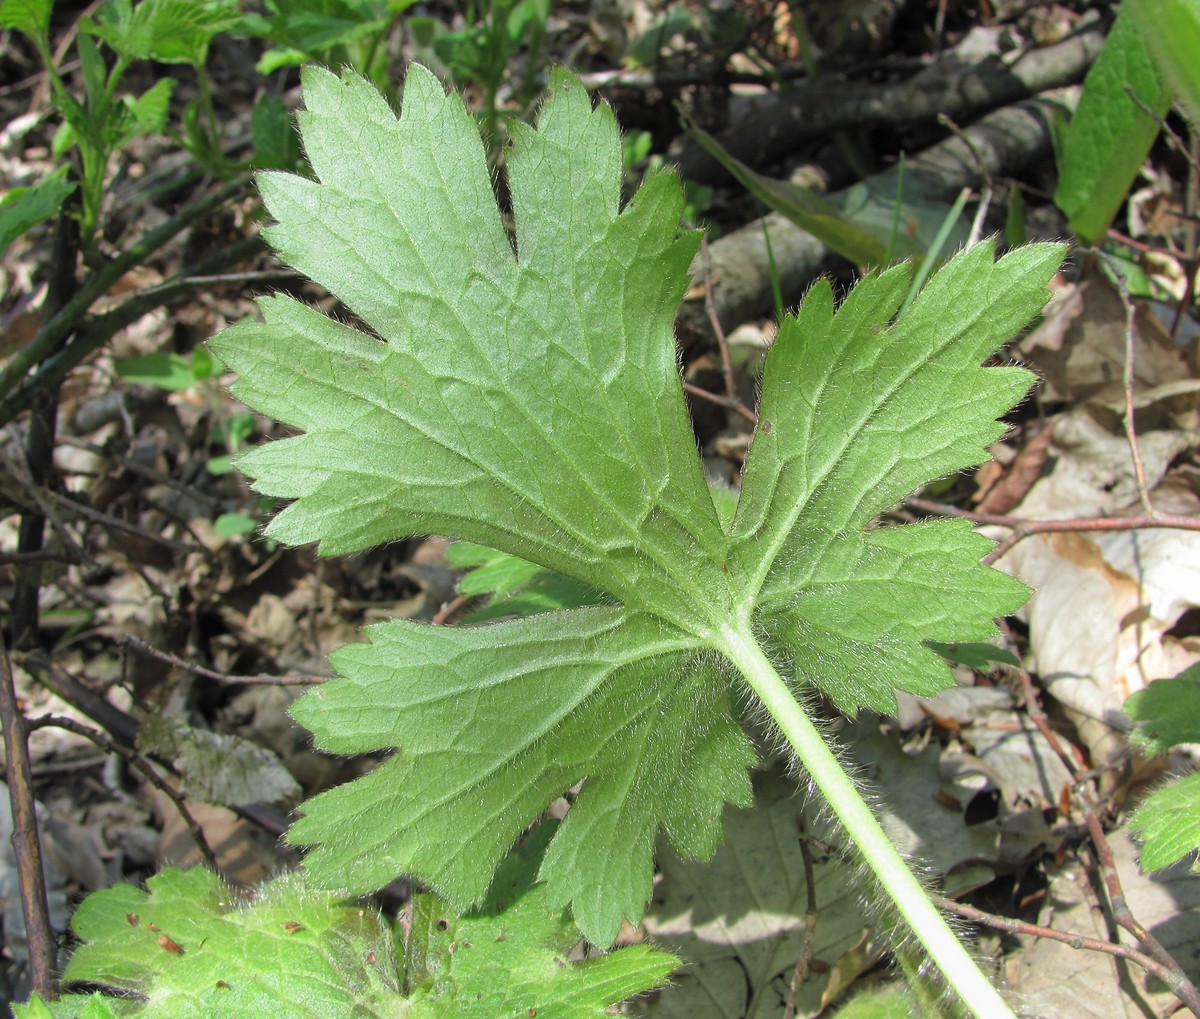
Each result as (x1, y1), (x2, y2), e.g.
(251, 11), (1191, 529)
(717, 622), (1017, 1019)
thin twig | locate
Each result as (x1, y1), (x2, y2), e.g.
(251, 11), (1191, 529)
(576, 65), (810, 90)
(1013, 667), (1082, 782)
(935, 112), (993, 193)
(139, 267), (300, 289)
(431, 594), (470, 626)
(122, 634), (328, 687)
(901, 497), (1199, 566)
(966, 184), (993, 249)
(682, 381), (759, 425)
(1173, 133), (1200, 343)
(0, 445), (89, 564)
(1124, 85), (1200, 177)
(11, 201), (79, 650)
(700, 234), (738, 405)
(0, 630), (57, 1000)
(0, 549), (84, 566)
(1105, 264), (1155, 516)
(41, 488), (201, 554)
(783, 818), (820, 1019)
(26, 713), (219, 873)
(1084, 810), (1200, 1012)
(933, 895), (1179, 986)
(1010, 669), (1200, 1014)
(19, 650), (290, 839)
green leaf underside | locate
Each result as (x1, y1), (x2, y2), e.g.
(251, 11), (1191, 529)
(43, 830), (673, 1017)
(210, 64), (1061, 945)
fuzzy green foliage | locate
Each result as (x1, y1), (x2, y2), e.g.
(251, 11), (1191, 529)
(209, 62), (1061, 948)
(18, 827), (673, 1018)
(1126, 664), (1200, 871)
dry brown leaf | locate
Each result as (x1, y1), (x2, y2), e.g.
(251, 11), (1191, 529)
(975, 424), (1054, 515)
(1018, 270), (1190, 404)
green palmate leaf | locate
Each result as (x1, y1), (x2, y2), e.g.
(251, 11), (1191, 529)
(27, 831), (671, 1017)
(290, 609), (752, 946)
(0, 0), (50, 44)
(210, 64), (1060, 950)
(56, 868), (401, 1017)
(84, 0), (241, 66)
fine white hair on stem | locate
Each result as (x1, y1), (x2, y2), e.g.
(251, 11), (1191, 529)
(741, 669), (1015, 1016)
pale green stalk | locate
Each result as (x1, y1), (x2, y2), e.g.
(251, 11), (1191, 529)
(717, 622), (1017, 1019)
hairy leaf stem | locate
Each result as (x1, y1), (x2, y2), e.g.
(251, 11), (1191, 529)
(718, 623), (1017, 1019)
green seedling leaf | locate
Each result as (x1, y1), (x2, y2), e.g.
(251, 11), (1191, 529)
(1054, 9), (1170, 245)
(447, 541), (602, 621)
(1126, 665), (1200, 872)
(102, 77), (177, 152)
(1126, 0), (1200, 131)
(113, 351), (197, 391)
(235, 0), (411, 74)
(31, 835), (673, 1017)
(124, 77), (176, 137)
(927, 641), (1021, 671)
(0, 168), (75, 255)
(210, 64), (1060, 951)
(0, 0), (50, 44)
(685, 117), (894, 268)
(211, 511), (257, 534)
(190, 344), (218, 381)
(84, 0), (241, 67)
(78, 31), (108, 110)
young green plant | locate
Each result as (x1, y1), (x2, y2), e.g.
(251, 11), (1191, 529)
(18, 825), (675, 1017)
(210, 64), (1063, 1017)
